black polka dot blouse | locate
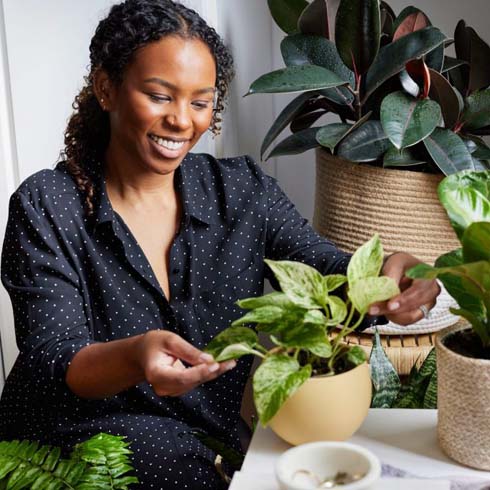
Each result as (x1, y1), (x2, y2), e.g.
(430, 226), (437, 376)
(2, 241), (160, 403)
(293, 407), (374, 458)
(0, 153), (352, 489)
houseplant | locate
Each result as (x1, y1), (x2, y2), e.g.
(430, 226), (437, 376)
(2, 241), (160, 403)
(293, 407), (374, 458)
(0, 432), (138, 489)
(204, 234), (399, 445)
(407, 170), (490, 470)
(247, 0), (490, 265)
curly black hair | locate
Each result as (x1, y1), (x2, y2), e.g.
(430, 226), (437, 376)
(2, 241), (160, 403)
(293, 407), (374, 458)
(60, 0), (234, 215)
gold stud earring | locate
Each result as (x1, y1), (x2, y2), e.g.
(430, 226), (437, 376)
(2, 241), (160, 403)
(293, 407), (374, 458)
(100, 98), (105, 110)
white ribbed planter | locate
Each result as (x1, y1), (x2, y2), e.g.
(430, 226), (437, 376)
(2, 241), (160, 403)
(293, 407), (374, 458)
(436, 323), (490, 470)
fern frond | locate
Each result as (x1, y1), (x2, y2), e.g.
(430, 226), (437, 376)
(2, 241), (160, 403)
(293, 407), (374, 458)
(0, 439), (85, 489)
(72, 434), (139, 489)
(0, 433), (138, 490)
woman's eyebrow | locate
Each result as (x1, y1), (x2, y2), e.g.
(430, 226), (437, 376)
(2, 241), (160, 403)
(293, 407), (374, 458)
(143, 77), (215, 94)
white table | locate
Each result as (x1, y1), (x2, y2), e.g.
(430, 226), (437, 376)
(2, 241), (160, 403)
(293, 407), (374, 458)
(229, 409), (490, 489)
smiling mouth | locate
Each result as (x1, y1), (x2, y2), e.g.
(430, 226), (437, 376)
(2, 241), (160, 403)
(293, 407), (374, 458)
(149, 134), (188, 151)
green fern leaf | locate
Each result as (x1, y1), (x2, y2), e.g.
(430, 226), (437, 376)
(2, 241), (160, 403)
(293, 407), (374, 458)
(0, 434), (138, 490)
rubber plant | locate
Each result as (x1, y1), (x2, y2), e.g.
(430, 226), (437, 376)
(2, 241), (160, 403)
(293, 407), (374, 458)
(0, 433), (138, 489)
(204, 234), (400, 426)
(407, 170), (490, 352)
(248, 0), (490, 175)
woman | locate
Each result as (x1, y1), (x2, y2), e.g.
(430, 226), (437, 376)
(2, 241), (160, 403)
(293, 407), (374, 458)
(0, 0), (439, 488)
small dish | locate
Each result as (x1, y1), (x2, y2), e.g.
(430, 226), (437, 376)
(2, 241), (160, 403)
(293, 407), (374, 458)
(275, 441), (381, 490)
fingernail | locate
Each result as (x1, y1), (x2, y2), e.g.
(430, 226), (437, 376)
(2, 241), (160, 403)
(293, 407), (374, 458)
(388, 301), (400, 311)
(224, 360), (237, 371)
(208, 363), (220, 373)
(369, 306), (380, 315)
(199, 353), (214, 363)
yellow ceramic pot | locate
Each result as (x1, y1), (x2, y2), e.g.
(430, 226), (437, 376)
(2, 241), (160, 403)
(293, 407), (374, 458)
(269, 363), (372, 446)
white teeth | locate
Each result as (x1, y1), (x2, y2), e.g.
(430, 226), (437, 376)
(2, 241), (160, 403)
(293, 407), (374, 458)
(149, 134), (185, 151)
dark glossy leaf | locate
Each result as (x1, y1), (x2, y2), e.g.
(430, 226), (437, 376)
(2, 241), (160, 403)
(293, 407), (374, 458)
(406, 59), (431, 98)
(383, 145), (426, 168)
(316, 111), (371, 152)
(267, 0), (309, 34)
(335, 0), (381, 75)
(316, 123), (351, 152)
(281, 35), (352, 82)
(298, 0), (330, 38)
(423, 128), (474, 175)
(393, 10), (429, 41)
(442, 56), (469, 74)
(280, 34), (354, 105)
(471, 126), (490, 136)
(246, 65), (348, 96)
(253, 354), (311, 425)
(392, 6), (424, 32)
(338, 121), (391, 162)
(462, 221), (490, 262)
(381, 92), (441, 150)
(370, 329), (400, 408)
(267, 127), (320, 159)
(455, 20), (490, 93)
(364, 27), (448, 103)
(474, 147), (490, 160)
(392, 7), (444, 72)
(462, 89), (490, 130)
(290, 110), (327, 133)
(399, 69), (420, 98)
(260, 92), (316, 158)
(380, 1), (396, 21)
(429, 68), (462, 129)
(380, 7), (394, 39)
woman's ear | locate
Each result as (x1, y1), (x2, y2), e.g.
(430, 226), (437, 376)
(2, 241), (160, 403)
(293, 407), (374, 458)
(93, 68), (115, 112)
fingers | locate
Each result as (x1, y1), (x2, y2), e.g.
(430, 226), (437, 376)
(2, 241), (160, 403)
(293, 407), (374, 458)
(148, 357), (237, 397)
(160, 331), (215, 366)
(369, 278), (440, 325)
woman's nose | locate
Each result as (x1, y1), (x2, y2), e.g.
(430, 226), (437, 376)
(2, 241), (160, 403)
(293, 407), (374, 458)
(164, 105), (192, 131)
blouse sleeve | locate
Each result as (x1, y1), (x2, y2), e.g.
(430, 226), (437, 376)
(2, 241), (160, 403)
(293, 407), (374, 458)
(1, 191), (97, 383)
(263, 171), (351, 277)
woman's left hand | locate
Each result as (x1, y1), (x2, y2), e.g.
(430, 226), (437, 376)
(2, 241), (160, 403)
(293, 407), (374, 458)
(368, 252), (441, 326)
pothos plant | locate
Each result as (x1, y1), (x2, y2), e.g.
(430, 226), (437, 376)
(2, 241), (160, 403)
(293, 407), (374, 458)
(247, 0), (490, 174)
(204, 234), (399, 426)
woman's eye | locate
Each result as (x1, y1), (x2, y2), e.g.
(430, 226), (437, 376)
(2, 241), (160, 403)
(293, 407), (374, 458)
(148, 94), (170, 103)
(192, 101), (212, 110)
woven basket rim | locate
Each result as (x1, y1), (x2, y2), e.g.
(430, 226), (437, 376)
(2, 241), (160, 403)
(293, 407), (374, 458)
(315, 147), (444, 183)
(436, 323), (490, 366)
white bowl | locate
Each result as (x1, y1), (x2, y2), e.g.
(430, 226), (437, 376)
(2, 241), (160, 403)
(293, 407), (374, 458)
(275, 441), (381, 490)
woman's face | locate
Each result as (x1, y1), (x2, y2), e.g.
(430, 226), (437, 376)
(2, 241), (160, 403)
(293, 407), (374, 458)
(106, 35), (217, 175)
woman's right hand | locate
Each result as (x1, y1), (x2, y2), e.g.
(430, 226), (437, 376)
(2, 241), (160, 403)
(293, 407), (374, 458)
(137, 330), (236, 397)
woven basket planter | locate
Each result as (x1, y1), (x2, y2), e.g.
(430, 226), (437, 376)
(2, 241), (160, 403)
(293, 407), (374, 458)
(436, 323), (490, 470)
(313, 150), (460, 265)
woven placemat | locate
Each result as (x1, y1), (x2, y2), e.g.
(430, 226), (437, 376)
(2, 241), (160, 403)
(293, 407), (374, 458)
(343, 319), (469, 375)
(343, 329), (435, 375)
